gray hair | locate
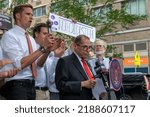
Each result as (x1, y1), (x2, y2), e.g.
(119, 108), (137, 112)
(94, 39), (107, 48)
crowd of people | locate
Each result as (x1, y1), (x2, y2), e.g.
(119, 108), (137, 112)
(0, 4), (110, 100)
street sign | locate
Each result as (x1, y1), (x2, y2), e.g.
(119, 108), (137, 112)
(134, 51), (141, 67)
(49, 13), (96, 42)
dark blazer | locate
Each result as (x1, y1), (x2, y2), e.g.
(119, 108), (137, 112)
(55, 53), (93, 100)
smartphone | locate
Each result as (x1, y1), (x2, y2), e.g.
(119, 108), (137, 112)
(46, 20), (52, 33)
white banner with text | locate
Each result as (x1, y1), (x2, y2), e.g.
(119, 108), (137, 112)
(49, 13), (96, 42)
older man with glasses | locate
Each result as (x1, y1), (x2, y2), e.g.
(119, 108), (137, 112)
(55, 35), (96, 100)
(88, 39), (110, 100)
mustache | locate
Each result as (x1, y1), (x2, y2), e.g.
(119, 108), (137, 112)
(95, 50), (105, 55)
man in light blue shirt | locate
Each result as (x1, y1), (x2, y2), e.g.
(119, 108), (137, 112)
(32, 23), (50, 100)
(88, 39), (109, 99)
(46, 37), (65, 100)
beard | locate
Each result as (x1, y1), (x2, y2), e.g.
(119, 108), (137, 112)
(95, 50), (105, 55)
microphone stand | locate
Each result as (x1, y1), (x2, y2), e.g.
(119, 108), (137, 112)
(100, 71), (111, 100)
(94, 61), (112, 100)
(94, 61), (117, 100)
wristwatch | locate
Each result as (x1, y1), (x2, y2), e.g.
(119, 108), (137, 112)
(39, 46), (46, 53)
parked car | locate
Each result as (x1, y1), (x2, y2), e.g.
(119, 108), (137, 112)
(116, 72), (148, 100)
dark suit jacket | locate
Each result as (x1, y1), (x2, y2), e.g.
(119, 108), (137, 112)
(55, 53), (93, 100)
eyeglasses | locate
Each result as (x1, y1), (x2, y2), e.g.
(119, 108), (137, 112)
(77, 44), (93, 50)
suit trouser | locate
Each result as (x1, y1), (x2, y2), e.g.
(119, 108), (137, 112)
(0, 79), (35, 100)
(0, 94), (5, 100)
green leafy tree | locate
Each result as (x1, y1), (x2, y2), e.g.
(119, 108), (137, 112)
(51, 0), (146, 36)
(0, 0), (28, 14)
(50, 0), (146, 58)
(106, 45), (123, 59)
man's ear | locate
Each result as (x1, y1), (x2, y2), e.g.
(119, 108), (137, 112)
(72, 43), (77, 48)
(35, 32), (38, 38)
(15, 13), (20, 20)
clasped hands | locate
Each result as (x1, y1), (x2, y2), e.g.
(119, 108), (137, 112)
(0, 59), (21, 78)
(43, 34), (63, 53)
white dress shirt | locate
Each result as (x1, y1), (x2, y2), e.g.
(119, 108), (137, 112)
(88, 57), (110, 75)
(45, 55), (59, 93)
(35, 65), (47, 87)
(1, 25), (37, 81)
(35, 44), (47, 87)
(88, 57), (110, 95)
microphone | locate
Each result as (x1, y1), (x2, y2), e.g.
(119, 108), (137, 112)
(94, 60), (102, 76)
(94, 60), (108, 85)
(109, 57), (112, 63)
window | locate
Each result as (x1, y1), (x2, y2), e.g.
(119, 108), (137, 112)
(92, 5), (111, 22)
(136, 67), (148, 73)
(124, 0), (146, 16)
(124, 67), (148, 73)
(136, 42), (146, 50)
(124, 68), (135, 73)
(124, 44), (134, 52)
(33, 6), (46, 17)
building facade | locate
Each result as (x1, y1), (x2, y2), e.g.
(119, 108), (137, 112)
(100, 0), (150, 74)
(0, 0), (149, 73)
(28, 0), (51, 27)
(30, 0), (150, 74)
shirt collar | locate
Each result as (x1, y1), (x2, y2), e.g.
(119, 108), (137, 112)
(14, 25), (26, 34)
(73, 51), (84, 62)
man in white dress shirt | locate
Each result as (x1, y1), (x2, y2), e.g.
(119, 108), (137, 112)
(0, 4), (57, 100)
(0, 46), (19, 79)
(46, 37), (65, 100)
(0, 46), (19, 99)
(88, 39), (109, 99)
(32, 23), (50, 100)
(32, 22), (65, 100)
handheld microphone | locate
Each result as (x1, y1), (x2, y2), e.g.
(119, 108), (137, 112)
(109, 57), (112, 63)
(94, 61), (102, 76)
(94, 60), (108, 86)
